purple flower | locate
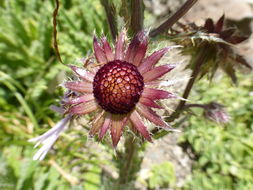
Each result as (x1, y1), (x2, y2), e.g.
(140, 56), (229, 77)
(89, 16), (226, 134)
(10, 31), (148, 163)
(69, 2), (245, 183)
(29, 31), (180, 159)
(204, 102), (230, 124)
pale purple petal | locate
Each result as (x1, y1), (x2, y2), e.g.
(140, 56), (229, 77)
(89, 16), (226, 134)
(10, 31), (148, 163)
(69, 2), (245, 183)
(64, 81), (93, 93)
(143, 64), (175, 82)
(101, 36), (114, 61)
(69, 65), (95, 82)
(68, 100), (98, 115)
(50, 105), (65, 115)
(33, 134), (59, 161)
(129, 110), (152, 142)
(93, 36), (107, 63)
(29, 115), (72, 160)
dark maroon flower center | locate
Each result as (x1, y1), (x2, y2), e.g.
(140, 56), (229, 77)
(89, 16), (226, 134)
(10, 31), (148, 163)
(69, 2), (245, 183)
(93, 60), (144, 114)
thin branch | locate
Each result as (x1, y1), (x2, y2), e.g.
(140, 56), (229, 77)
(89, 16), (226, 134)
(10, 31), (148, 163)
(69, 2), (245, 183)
(53, 0), (63, 64)
(130, 0), (144, 35)
(100, 0), (118, 41)
(149, 0), (198, 37)
(184, 103), (207, 109)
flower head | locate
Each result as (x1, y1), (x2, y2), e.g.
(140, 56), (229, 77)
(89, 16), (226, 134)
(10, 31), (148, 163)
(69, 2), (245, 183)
(173, 15), (252, 83)
(203, 102), (230, 124)
(202, 15), (248, 45)
(30, 30), (179, 159)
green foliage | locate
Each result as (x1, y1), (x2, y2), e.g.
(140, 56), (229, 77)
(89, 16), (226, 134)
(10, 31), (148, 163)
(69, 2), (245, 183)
(181, 74), (253, 190)
(148, 162), (176, 189)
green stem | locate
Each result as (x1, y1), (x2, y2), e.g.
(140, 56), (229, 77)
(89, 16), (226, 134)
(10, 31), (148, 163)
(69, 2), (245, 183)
(100, 0), (118, 41)
(130, 0), (144, 35)
(115, 136), (141, 189)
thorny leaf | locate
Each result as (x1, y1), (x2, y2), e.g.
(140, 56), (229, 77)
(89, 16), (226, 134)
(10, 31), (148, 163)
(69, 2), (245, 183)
(172, 15), (252, 83)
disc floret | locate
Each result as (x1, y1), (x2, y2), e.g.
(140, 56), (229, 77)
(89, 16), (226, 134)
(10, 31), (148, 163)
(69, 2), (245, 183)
(93, 60), (144, 114)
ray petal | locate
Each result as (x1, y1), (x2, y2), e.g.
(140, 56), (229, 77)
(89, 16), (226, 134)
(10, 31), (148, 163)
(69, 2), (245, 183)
(115, 30), (126, 60)
(139, 97), (163, 109)
(110, 115), (127, 147)
(64, 81), (93, 93)
(93, 36), (107, 63)
(89, 111), (105, 137)
(99, 113), (112, 140)
(142, 88), (175, 100)
(68, 100), (98, 115)
(129, 110), (152, 142)
(138, 47), (169, 74)
(124, 31), (147, 64)
(101, 36), (114, 61)
(64, 94), (94, 104)
(143, 64), (175, 82)
(69, 65), (95, 82)
(136, 104), (171, 129)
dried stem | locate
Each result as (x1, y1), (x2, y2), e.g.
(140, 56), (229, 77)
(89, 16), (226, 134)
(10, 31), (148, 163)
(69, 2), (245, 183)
(49, 159), (79, 185)
(149, 0), (198, 37)
(100, 0), (118, 41)
(130, 0), (144, 35)
(53, 0), (63, 64)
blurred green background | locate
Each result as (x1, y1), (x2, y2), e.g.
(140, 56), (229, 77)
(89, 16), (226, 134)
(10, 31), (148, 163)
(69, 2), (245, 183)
(0, 0), (252, 190)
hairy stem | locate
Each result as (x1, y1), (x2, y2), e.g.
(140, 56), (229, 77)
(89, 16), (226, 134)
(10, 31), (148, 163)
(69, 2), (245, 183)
(130, 0), (144, 35)
(115, 136), (142, 189)
(149, 0), (198, 37)
(100, 0), (118, 41)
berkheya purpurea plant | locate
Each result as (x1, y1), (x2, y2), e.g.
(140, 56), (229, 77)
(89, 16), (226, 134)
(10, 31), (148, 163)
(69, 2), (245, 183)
(28, 0), (251, 188)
